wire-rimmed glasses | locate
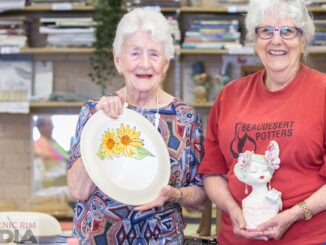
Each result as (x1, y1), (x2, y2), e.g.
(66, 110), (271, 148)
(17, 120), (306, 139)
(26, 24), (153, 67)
(255, 26), (303, 40)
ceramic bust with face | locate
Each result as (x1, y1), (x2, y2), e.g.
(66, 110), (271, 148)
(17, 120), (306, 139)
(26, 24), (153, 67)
(234, 141), (282, 229)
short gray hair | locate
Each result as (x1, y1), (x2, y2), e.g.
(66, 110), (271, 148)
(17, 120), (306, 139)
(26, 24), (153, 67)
(113, 8), (174, 60)
(245, 0), (315, 47)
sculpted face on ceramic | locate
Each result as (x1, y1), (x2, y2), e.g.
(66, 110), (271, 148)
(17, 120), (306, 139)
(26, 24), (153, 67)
(245, 161), (272, 186)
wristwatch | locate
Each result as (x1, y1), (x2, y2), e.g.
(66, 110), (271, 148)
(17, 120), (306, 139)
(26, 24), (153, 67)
(297, 200), (313, 220)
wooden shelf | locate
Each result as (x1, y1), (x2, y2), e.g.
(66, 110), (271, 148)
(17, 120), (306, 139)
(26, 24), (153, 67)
(2, 47), (115, 55)
(4, 5), (178, 13)
(2, 5), (326, 14)
(30, 101), (83, 107)
(180, 6), (230, 13)
(180, 46), (326, 56)
(11, 46), (326, 55)
(308, 6), (326, 13)
(1, 46), (324, 56)
(307, 46), (326, 55)
(29, 101), (214, 112)
(125, 6), (179, 12)
(19, 47), (95, 54)
(30, 101), (83, 114)
(179, 49), (229, 55)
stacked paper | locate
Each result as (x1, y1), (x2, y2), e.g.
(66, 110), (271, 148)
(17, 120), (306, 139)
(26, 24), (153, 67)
(39, 17), (96, 47)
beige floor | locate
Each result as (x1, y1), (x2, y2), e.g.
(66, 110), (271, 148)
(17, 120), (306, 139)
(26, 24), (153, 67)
(183, 208), (218, 242)
(184, 222), (217, 237)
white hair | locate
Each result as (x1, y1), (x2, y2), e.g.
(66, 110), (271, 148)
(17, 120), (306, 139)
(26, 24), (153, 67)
(113, 8), (174, 60)
(245, 0), (315, 47)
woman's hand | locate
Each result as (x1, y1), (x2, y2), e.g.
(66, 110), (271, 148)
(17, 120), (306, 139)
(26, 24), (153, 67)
(134, 186), (178, 211)
(67, 158), (96, 201)
(229, 205), (268, 241)
(256, 208), (298, 240)
(95, 94), (124, 119)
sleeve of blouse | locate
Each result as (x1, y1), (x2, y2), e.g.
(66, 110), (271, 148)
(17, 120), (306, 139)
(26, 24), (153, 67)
(67, 99), (97, 169)
(186, 110), (205, 187)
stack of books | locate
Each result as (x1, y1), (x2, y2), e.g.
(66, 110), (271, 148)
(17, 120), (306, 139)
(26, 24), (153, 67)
(27, 0), (86, 6)
(312, 20), (326, 47)
(126, 0), (180, 8)
(182, 19), (242, 50)
(0, 18), (27, 49)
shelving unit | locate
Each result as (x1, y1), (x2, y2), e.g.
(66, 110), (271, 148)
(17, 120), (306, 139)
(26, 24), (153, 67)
(2, 46), (325, 56)
(177, 5), (326, 108)
(0, 1), (326, 223)
(1, 4), (326, 109)
(0, 4), (326, 124)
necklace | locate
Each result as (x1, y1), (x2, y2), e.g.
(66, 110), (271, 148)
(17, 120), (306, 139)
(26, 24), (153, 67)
(124, 87), (161, 130)
(154, 93), (160, 130)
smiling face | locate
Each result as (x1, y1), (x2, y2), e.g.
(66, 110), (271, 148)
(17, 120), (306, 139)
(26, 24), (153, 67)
(114, 30), (170, 94)
(254, 14), (304, 80)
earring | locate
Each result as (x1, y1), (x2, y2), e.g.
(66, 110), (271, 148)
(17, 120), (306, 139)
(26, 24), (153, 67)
(268, 181), (272, 190)
(245, 184), (248, 195)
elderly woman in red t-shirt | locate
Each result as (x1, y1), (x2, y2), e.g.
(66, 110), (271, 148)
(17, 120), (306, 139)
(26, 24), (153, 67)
(198, 0), (326, 244)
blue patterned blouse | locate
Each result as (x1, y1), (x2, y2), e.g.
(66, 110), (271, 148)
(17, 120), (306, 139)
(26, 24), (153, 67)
(68, 98), (205, 245)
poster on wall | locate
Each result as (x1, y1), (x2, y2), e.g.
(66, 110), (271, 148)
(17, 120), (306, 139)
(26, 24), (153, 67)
(0, 55), (32, 113)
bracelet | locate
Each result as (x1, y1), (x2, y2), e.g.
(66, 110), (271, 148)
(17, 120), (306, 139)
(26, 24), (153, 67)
(297, 200), (313, 221)
(171, 187), (183, 204)
(105, 91), (118, 97)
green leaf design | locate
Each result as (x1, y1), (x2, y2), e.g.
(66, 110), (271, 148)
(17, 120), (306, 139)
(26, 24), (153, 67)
(97, 145), (106, 160)
(132, 147), (155, 160)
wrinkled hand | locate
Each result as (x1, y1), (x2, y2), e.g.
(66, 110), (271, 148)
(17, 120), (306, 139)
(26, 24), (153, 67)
(256, 210), (296, 240)
(229, 206), (268, 241)
(134, 186), (174, 211)
(95, 94), (124, 119)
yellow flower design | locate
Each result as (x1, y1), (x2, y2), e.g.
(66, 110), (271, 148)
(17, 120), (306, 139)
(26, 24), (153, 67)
(97, 123), (154, 160)
(97, 129), (118, 160)
(116, 124), (143, 157)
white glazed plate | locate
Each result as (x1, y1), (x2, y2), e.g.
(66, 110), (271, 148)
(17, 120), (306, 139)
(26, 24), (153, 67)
(80, 108), (170, 205)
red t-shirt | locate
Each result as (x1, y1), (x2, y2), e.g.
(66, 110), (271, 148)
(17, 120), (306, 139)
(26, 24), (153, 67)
(199, 65), (326, 244)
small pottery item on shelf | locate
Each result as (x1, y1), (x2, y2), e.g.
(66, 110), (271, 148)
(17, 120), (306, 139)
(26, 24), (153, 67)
(191, 61), (210, 103)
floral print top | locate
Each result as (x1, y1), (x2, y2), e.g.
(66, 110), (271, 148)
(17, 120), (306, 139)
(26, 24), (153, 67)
(68, 97), (204, 245)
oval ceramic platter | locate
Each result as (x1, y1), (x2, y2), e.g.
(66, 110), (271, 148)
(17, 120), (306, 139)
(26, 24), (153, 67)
(80, 108), (170, 205)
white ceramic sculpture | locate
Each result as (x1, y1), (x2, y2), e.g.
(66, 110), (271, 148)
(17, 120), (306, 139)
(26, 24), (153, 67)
(234, 141), (282, 229)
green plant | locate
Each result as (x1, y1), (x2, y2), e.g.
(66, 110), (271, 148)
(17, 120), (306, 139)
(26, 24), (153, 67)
(90, 0), (123, 94)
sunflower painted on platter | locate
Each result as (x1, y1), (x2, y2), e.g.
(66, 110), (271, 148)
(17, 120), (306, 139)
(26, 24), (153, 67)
(97, 123), (155, 160)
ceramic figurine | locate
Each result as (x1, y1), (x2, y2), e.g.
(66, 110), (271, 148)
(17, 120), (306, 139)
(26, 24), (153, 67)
(191, 61), (210, 103)
(233, 141), (282, 229)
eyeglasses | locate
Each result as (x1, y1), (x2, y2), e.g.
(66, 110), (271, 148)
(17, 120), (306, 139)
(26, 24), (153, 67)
(255, 26), (302, 40)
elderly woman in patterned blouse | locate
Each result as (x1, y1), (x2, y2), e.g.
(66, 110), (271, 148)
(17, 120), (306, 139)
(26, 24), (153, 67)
(67, 8), (207, 245)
